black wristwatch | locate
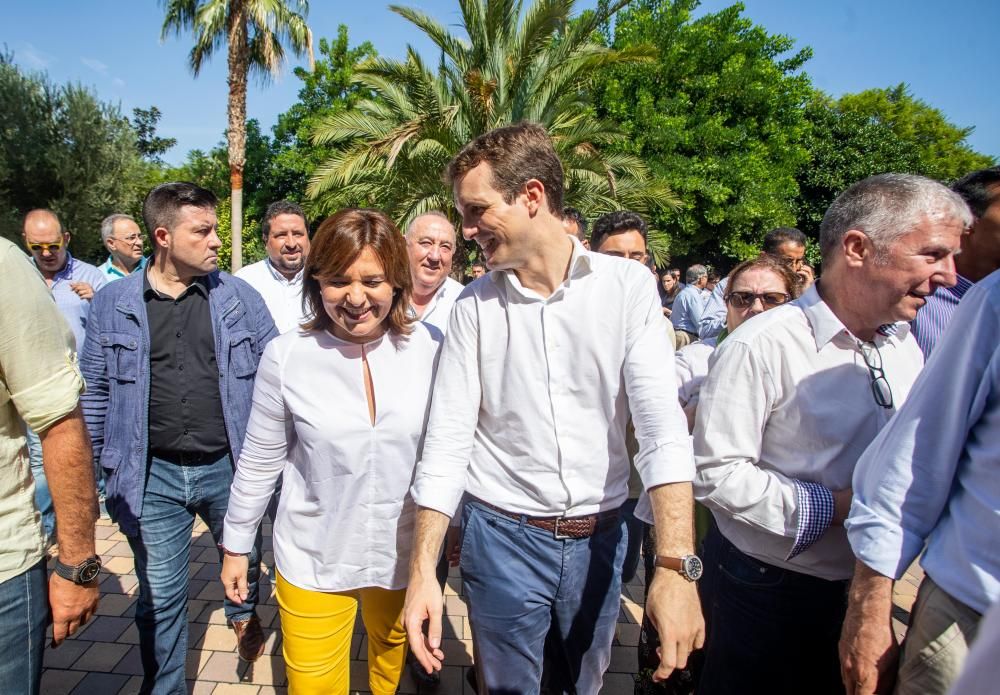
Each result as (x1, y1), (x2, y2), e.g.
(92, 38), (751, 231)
(654, 554), (704, 581)
(53, 556), (102, 585)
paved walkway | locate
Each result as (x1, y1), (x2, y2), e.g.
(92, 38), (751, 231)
(40, 518), (920, 694)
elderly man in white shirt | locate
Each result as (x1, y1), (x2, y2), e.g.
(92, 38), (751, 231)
(402, 122), (700, 694)
(405, 211), (464, 333)
(235, 201), (311, 333)
(692, 173), (970, 695)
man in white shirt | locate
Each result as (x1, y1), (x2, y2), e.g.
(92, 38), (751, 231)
(405, 212), (464, 334)
(403, 122), (701, 693)
(692, 173), (970, 695)
(235, 201), (311, 333)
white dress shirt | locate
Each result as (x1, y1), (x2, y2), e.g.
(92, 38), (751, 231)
(223, 324), (442, 592)
(676, 338), (717, 410)
(411, 238), (693, 518)
(234, 259), (308, 334)
(417, 276), (465, 334)
(694, 283), (924, 581)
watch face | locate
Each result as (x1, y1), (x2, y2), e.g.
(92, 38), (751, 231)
(78, 560), (101, 583)
(682, 555), (704, 581)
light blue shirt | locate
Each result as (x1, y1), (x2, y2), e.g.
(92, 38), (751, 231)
(699, 277), (728, 339)
(98, 254), (147, 281)
(847, 268), (1000, 613)
(37, 253), (107, 351)
(670, 284), (707, 334)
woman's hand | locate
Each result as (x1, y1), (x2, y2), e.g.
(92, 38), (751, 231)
(221, 552), (250, 605)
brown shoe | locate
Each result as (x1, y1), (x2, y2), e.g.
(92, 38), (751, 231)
(230, 615), (266, 662)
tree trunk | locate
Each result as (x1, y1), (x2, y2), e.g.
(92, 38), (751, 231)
(227, 0), (249, 272)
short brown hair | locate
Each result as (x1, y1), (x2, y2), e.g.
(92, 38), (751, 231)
(726, 255), (803, 300)
(302, 209), (414, 336)
(446, 121), (564, 214)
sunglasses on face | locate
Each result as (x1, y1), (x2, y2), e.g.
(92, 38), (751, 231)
(725, 291), (791, 309)
(26, 240), (64, 254)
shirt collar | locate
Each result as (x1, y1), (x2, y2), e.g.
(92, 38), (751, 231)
(798, 282), (907, 349)
(143, 267), (208, 300)
(48, 251), (75, 282)
(103, 255), (146, 277)
(265, 258), (303, 285)
(500, 236), (595, 301)
(945, 273), (974, 299)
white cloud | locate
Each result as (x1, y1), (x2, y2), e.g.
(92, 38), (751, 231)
(17, 42), (53, 70)
(81, 57), (109, 74)
(113, 77), (126, 88)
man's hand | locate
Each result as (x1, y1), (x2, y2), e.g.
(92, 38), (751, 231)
(69, 282), (95, 300)
(220, 553), (250, 605)
(839, 562), (899, 695)
(645, 570), (705, 681)
(49, 573), (99, 646)
(402, 570), (445, 675)
(797, 264), (815, 288)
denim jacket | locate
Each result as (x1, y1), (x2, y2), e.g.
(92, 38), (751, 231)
(80, 269), (278, 535)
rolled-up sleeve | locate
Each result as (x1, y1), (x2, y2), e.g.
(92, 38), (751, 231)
(625, 273), (695, 489)
(1, 247), (83, 434)
(694, 339), (819, 541)
(410, 296), (482, 518)
(847, 282), (998, 579)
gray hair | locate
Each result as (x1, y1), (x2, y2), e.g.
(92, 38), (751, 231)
(100, 214), (137, 243)
(405, 211), (454, 238)
(819, 174), (972, 263)
(686, 264), (708, 284)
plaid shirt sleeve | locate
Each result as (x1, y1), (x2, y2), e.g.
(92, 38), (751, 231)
(788, 481), (835, 559)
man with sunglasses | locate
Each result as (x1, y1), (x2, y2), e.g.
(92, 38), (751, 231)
(98, 214), (147, 280)
(21, 209), (107, 541)
(691, 174), (969, 695)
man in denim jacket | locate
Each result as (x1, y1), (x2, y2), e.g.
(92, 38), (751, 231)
(81, 182), (278, 694)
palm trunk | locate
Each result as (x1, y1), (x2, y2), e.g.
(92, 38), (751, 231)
(227, 1), (249, 272)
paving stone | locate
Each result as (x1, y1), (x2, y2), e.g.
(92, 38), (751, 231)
(69, 672), (130, 694)
(117, 674), (144, 694)
(244, 653), (287, 687)
(95, 593), (136, 617)
(600, 672), (636, 695)
(199, 651), (250, 683)
(212, 684), (260, 694)
(616, 623), (641, 647)
(75, 616), (132, 642)
(94, 525), (117, 540)
(105, 541), (136, 558)
(39, 668), (86, 694)
(197, 580), (226, 602)
(186, 648), (214, 680)
(196, 624), (237, 651)
(43, 639), (90, 669)
(112, 645), (145, 676)
(103, 557), (135, 574)
(256, 687), (288, 695)
(445, 594), (468, 616)
(70, 642), (130, 672)
(188, 679), (217, 694)
(607, 645), (634, 674)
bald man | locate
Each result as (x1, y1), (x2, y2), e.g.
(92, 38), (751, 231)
(405, 212), (464, 334)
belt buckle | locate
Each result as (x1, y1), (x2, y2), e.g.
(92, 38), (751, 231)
(553, 516), (571, 540)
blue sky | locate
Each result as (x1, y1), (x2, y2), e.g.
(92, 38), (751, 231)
(4, 0), (997, 166)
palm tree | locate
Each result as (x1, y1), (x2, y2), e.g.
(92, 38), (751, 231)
(161, 0), (313, 271)
(308, 0), (679, 262)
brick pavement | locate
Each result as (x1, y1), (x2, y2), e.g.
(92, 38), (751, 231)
(41, 518), (921, 694)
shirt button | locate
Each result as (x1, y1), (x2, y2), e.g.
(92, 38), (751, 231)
(178, 365), (184, 371)
(181, 397), (187, 404)
(176, 331), (182, 338)
(183, 428), (189, 435)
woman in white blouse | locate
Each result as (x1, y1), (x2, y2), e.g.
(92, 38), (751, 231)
(219, 209), (442, 695)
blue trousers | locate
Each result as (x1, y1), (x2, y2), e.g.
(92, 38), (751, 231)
(25, 426), (55, 539)
(461, 501), (626, 695)
(0, 560), (48, 695)
(126, 454), (262, 695)
(697, 524), (847, 695)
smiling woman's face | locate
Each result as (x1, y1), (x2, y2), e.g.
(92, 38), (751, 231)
(320, 246), (395, 343)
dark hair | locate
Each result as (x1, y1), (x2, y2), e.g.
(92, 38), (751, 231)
(563, 207), (588, 240)
(302, 209), (413, 337)
(726, 255), (803, 301)
(446, 121), (564, 215)
(590, 211), (648, 251)
(471, 261), (486, 271)
(951, 167), (1000, 218)
(262, 200), (308, 241)
(762, 227), (806, 255)
(143, 182), (218, 241)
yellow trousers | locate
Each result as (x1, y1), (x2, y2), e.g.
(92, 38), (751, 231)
(275, 571), (407, 695)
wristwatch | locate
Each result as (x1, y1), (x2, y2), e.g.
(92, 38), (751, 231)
(53, 556), (102, 585)
(654, 554), (704, 581)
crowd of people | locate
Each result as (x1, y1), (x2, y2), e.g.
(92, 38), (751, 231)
(1, 120), (999, 695)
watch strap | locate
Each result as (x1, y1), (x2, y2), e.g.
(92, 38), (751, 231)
(653, 555), (684, 572)
(53, 556), (101, 584)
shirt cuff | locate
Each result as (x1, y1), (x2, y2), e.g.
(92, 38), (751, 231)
(787, 481), (834, 559)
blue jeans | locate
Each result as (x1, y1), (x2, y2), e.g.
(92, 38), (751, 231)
(460, 501), (626, 695)
(0, 560), (48, 695)
(697, 524), (847, 695)
(620, 498), (646, 585)
(127, 454), (262, 695)
(25, 426), (55, 539)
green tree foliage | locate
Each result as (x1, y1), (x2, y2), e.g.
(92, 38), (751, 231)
(0, 52), (145, 262)
(835, 84), (995, 183)
(132, 106), (178, 163)
(308, 0), (679, 262)
(593, 0), (813, 262)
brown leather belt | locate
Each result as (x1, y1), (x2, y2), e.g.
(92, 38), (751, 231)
(474, 499), (621, 539)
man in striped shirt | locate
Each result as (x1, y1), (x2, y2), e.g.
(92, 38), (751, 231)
(910, 166), (1000, 356)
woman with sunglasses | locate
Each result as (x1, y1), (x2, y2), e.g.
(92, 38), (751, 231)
(219, 209), (442, 695)
(675, 255), (803, 430)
